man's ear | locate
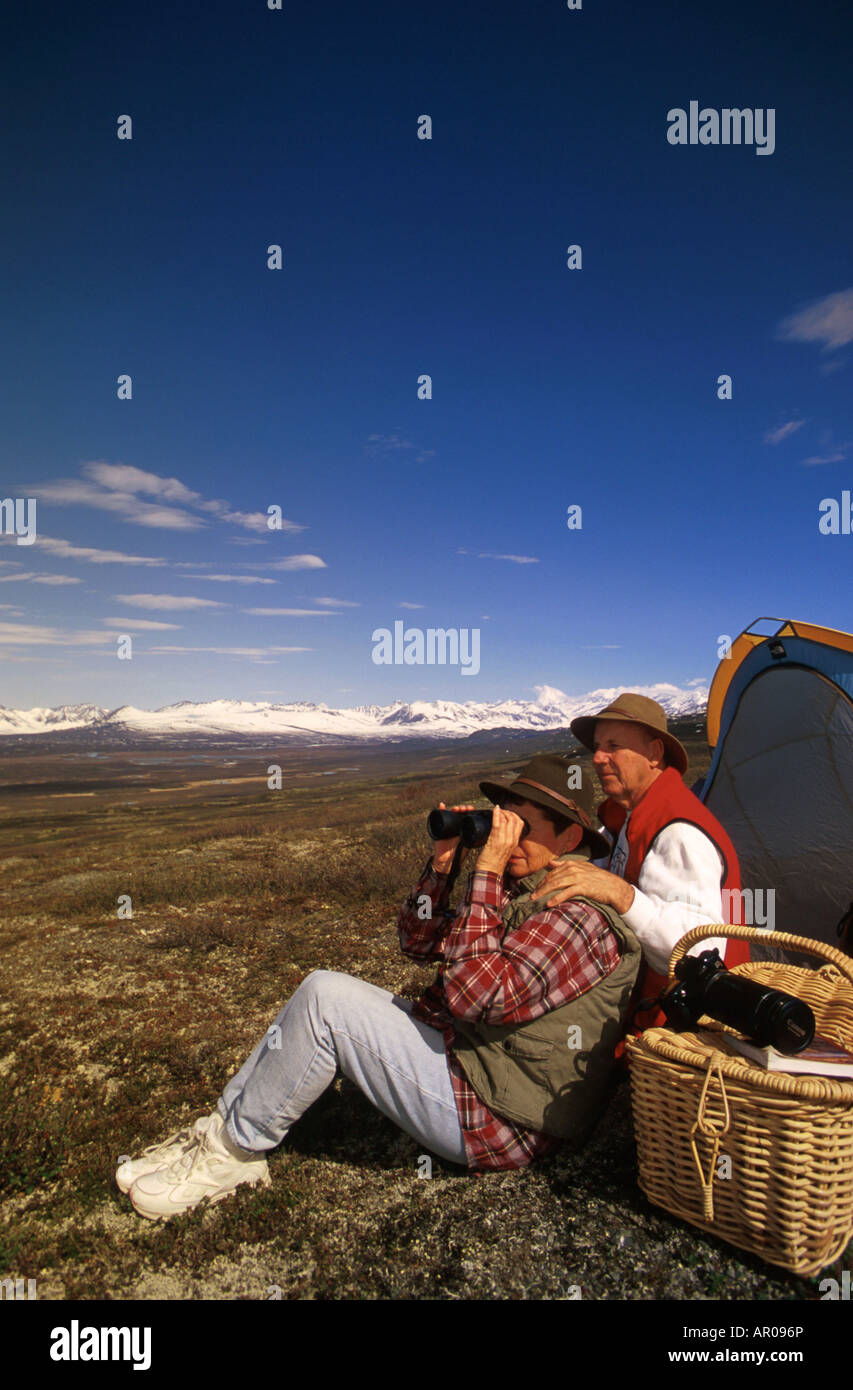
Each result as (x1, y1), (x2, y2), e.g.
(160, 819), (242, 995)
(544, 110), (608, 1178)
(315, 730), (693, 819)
(647, 735), (665, 770)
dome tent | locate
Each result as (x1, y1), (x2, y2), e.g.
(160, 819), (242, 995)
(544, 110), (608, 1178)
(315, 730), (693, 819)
(697, 618), (853, 963)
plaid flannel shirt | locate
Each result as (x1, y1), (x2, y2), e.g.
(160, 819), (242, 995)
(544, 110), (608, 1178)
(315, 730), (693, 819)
(396, 858), (622, 1170)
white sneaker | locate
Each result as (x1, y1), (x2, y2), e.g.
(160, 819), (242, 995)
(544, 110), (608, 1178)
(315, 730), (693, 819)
(128, 1113), (270, 1220)
(116, 1114), (221, 1194)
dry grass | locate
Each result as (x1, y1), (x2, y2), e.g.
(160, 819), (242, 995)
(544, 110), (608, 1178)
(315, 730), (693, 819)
(0, 734), (845, 1300)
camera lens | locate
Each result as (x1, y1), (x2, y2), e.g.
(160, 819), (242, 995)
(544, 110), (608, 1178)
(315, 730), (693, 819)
(752, 991), (816, 1054)
(703, 973), (815, 1054)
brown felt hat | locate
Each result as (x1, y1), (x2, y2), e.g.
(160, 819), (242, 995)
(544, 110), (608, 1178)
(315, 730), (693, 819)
(479, 754), (610, 858)
(569, 694), (688, 776)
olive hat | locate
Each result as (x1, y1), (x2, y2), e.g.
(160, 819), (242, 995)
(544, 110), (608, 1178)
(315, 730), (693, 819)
(479, 753), (610, 858)
(569, 693), (688, 776)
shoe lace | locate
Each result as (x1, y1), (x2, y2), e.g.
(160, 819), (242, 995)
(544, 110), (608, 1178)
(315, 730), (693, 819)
(161, 1125), (219, 1183)
(137, 1124), (194, 1160)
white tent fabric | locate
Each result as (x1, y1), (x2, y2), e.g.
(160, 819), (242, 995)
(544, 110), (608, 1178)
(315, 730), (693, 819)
(704, 665), (853, 962)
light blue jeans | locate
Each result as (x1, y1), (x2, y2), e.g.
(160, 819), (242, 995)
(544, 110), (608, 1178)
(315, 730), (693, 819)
(218, 970), (469, 1166)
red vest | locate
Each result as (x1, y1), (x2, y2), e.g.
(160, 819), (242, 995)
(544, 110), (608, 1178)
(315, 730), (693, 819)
(600, 767), (749, 1033)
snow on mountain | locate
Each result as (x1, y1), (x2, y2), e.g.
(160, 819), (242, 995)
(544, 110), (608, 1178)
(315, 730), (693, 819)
(0, 703), (110, 734)
(0, 683), (708, 740)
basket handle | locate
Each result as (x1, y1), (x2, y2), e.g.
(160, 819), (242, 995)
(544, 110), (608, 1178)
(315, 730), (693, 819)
(689, 1053), (731, 1223)
(667, 923), (853, 987)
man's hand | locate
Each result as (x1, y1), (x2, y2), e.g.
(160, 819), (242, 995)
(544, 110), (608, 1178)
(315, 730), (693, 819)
(475, 806), (525, 877)
(532, 859), (635, 914)
(431, 802), (474, 875)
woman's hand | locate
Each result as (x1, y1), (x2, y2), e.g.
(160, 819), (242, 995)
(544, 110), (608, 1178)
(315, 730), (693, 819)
(431, 802), (475, 875)
(475, 807), (525, 877)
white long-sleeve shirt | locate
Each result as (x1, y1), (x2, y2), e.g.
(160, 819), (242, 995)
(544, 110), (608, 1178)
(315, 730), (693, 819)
(594, 818), (727, 976)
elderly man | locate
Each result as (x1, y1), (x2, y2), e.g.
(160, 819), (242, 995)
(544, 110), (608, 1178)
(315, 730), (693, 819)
(117, 755), (641, 1219)
(535, 695), (747, 1028)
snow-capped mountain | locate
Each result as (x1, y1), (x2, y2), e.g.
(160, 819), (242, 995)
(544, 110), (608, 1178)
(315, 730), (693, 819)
(0, 703), (111, 734)
(0, 683), (708, 742)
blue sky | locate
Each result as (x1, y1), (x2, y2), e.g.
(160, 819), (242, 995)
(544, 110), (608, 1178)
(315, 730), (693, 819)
(1, 0), (851, 711)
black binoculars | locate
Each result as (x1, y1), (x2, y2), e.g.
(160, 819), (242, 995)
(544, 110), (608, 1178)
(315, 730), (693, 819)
(660, 948), (815, 1055)
(427, 807), (530, 849)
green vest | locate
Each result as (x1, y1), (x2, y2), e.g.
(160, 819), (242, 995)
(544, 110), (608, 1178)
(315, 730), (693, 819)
(449, 851), (642, 1142)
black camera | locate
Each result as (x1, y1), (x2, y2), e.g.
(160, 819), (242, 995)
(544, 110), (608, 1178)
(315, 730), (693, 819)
(427, 807), (530, 849)
(660, 949), (815, 1055)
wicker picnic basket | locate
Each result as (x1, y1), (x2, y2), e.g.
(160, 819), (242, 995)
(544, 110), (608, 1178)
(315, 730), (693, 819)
(625, 925), (853, 1277)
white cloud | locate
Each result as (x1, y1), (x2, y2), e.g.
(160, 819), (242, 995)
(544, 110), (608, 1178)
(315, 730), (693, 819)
(458, 548), (539, 563)
(33, 461), (305, 535)
(262, 555), (327, 571)
(398, 601), (425, 609)
(0, 622), (115, 647)
(0, 571), (82, 585)
(802, 451), (846, 466)
(33, 478), (205, 531)
(99, 618), (181, 630)
(764, 420), (805, 445)
(35, 536), (168, 565)
(314, 597), (360, 607)
(477, 552), (539, 564)
(243, 607), (337, 616)
(0, 650), (67, 663)
(366, 433), (435, 465)
(148, 645), (312, 656)
(84, 461), (201, 503)
(778, 288), (853, 352)
(213, 507), (302, 534)
(115, 593), (227, 610)
(366, 433), (414, 452)
(176, 573), (278, 584)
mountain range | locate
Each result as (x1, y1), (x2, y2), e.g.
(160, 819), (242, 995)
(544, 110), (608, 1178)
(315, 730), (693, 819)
(0, 682), (707, 744)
